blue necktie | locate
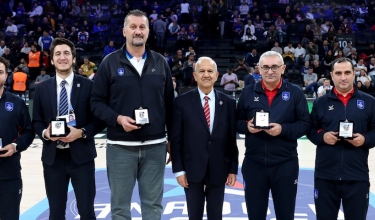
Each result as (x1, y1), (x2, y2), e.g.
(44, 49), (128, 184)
(58, 80), (68, 147)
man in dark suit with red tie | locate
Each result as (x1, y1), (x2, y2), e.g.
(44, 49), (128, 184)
(171, 56), (239, 220)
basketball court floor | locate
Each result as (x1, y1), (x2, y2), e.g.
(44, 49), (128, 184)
(18, 135), (375, 220)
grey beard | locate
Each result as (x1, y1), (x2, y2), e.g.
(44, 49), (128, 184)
(132, 40), (144, 47)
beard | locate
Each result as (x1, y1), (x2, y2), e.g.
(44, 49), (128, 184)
(131, 35), (145, 47)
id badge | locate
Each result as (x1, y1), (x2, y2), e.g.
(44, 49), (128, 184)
(57, 114), (76, 126)
(134, 107), (150, 126)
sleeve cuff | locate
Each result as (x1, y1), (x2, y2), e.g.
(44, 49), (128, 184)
(42, 129), (49, 140)
(11, 143), (17, 153)
(174, 171), (186, 177)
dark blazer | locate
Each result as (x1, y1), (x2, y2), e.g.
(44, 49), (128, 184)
(32, 75), (106, 166)
(171, 88), (238, 185)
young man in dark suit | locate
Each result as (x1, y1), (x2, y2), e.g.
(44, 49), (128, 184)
(32, 38), (105, 220)
(171, 56), (239, 220)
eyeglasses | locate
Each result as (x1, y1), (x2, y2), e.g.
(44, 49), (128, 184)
(260, 65), (283, 71)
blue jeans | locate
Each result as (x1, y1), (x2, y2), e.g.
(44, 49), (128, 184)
(306, 81), (318, 93)
(107, 142), (167, 220)
(295, 56), (305, 66)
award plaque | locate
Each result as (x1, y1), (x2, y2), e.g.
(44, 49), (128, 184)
(338, 119), (354, 140)
(50, 118), (69, 137)
(0, 137), (5, 155)
(254, 110), (271, 129)
(134, 107), (150, 126)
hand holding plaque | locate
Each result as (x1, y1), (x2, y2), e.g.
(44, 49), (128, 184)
(134, 107), (150, 126)
(50, 118), (69, 137)
(338, 119), (354, 140)
(254, 110), (272, 129)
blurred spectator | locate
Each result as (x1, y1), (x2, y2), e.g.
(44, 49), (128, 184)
(244, 19), (255, 35)
(96, 4), (104, 18)
(252, 65), (262, 83)
(239, 0), (249, 18)
(102, 41), (117, 58)
(263, 13), (273, 29)
(301, 25), (314, 46)
(55, 14), (64, 27)
(110, 3), (123, 17)
(190, 6), (201, 23)
(16, 2), (27, 18)
(233, 57), (250, 81)
(233, 19), (244, 37)
(357, 69), (371, 88)
(123, 3), (132, 15)
(28, 44), (43, 80)
(250, 1), (261, 18)
(92, 22), (107, 37)
(187, 25), (198, 47)
(332, 9), (341, 28)
(68, 27), (78, 42)
(319, 40), (331, 58)
(271, 42), (282, 55)
(177, 26), (188, 49)
(305, 41), (319, 61)
(10, 67), (28, 93)
(80, 58), (96, 77)
(304, 66), (318, 93)
(180, 0), (190, 23)
(19, 58), (29, 74)
(163, 51), (173, 68)
(300, 2), (309, 14)
(190, 19), (202, 32)
(168, 21), (180, 36)
(35, 68), (51, 85)
(2, 48), (16, 69)
(38, 31), (54, 51)
(244, 67), (254, 87)
(41, 17), (53, 33)
(354, 58), (367, 76)
(245, 48), (260, 67)
(77, 68), (88, 78)
(350, 3), (359, 20)
(81, 7), (90, 18)
(221, 67), (238, 91)
(149, 9), (158, 21)
(294, 43), (306, 67)
(287, 19), (298, 38)
(275, 16), (286, 43)
(61, 0), (68, 13)
(81, 20), (92, 33)
(349, 19), (359, 32)
(327, 26), (336, 44)
(283, 43), (295, 61)
(322, 5), (333, 21)
(28, 2), (43, 17)
(301, 60), (310, 75)
(359, 3), (368, 19)
(331, 41), (340, 56)
(20, 42), (31, 59)
(242, 27), (257, 42)
(42, 49), (51, 70)
(335, 50), (344, 59)
(340, 18), (352, 34)
(306, 8), (314, 21)
(367, 58), (375, 75)
(266, 25), (278, 48)
(324, 50), (334, 70)
(44, 1), (55, 15)
(253, 15), (264, 32)
(283, 6), (293, 23)
(218, 0), (227, 38)
(313, 26), (322, 44)
(295, 7), (305, 22)
(343, 42), (353, 57)
(141, 1), (152, 16)
(70, 3), (81, 18)
(182, 53), (195, 86)
(152, 1), (161, 14)
(365, 43), (375, 60)
(313, 8), (323, 23)
(357, 81), (368, 93)
(77, 27), (89, 50)
(5, 21), (18, 36)
(317, 79), (333, 97)
(47, 14), (56, 30)
(154, 15), (166, 49)
(313, 60), (326, 79)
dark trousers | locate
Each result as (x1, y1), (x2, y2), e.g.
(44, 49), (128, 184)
(43, 149), (96, 220)
(314, 178), (369, 220)
(242, 157), (299, 220)
(184, 165), (225, 220)
(0, 178), (22, 220)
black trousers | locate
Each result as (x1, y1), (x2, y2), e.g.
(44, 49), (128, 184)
(43, 149), (96, 220)
(314, 178), (369, 220)
(242, 157), (299, 220)
(184, 165), (226, 220)
(0, 178), (22, 220)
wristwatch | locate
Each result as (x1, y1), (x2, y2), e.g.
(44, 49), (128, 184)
(81, 128), (87, 139)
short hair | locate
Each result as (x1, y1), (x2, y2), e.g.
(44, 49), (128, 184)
(331, 57), (355, 72)
(15, 67), (23, 72)
(40, 67), (46, 72)
(124, 9), (149, 29)
(0, 57), (9, 73)
(49, 38), (76, 60)
(194, 57), (218, 73)
(227, 66), (233, 71)
(308, 66), (314, 70)
(249, 67), (254, 72)
(259, 51), (284, 65)
(324, 78), (331, 82)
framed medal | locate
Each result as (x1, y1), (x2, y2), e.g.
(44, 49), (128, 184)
(50, 118), (69, 137)
(254, 110), (272, 129)
(338, 119), (354, 140)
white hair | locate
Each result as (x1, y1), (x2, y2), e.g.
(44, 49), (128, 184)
(259, 51), (284, 65)
(194, 56), (218, 73)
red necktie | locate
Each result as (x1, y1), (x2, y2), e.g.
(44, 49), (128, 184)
(204, 96), (210, 128)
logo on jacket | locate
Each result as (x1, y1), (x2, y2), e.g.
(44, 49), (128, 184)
(5, 102), (13, 111)
(118, 68), (124, 76)
(152, 68), (156, 72)
(282, 92), (290, 101)
(254, 97), (259, 102)
(328, 105), (334, 110)
(314, 189), (318, 199)
(357, 100), (364, 109)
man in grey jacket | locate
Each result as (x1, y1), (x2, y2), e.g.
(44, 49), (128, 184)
(153, 15), (166, 49)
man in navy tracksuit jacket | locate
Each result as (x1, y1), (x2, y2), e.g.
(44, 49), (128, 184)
(307, 57), (375, 220)
(0, 57), (34, 220)
(237, 51), (311, 219)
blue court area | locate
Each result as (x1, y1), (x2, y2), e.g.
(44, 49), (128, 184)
(21, 167), (375, 220)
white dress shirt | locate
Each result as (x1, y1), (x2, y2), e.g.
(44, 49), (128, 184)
(175, 88), (215, 177)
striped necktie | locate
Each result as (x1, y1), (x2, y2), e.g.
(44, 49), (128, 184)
(58, 80), (68, 147)
(204, 96), (210, 129)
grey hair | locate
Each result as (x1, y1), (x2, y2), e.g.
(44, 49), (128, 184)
(194, 57), (218, 73)
(259, 51), (284, 65)
(123, 9), (149, 29)
(351, 47), (357, 51)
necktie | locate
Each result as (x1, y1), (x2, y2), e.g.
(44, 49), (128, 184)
(204, 96), (210, 129)
(58, 80), (68, 147)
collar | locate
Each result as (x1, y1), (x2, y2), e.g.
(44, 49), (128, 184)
(198, 87), (215, 101)
(262, 79), (282, 92)
(125, 47), (147, 60)
(334, 87), (354, 97)
(56, 72), (74, 87)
